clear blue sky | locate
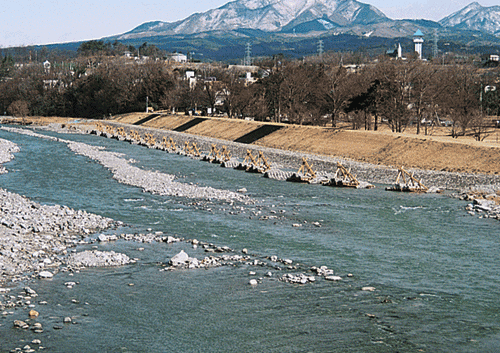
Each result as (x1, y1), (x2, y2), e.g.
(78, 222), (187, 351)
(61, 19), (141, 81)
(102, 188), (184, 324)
(0, 0), (497, 48)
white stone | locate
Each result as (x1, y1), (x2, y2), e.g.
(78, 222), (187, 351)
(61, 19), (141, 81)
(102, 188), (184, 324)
(249, 279), (258, 286)
(170, 250), (189, 266)
(38, 271), (53, 279)
(188, 258), (199, 269)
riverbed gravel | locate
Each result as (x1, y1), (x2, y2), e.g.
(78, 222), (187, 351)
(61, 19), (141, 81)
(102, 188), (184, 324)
(0, 187), (118, 285)
(0, 137), (119, 290)
(0, 138), (20, 174)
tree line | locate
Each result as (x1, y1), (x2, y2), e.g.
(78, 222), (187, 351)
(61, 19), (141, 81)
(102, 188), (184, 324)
(0, 44), (499, 139)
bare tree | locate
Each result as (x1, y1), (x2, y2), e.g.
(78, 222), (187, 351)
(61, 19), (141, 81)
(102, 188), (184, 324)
(320, 65), (354, 127)
(438, 65), (481, 137)
(7, 100), (29, 118)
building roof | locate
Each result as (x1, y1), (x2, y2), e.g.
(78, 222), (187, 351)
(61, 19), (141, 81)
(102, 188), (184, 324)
(413, 29), (424, 37)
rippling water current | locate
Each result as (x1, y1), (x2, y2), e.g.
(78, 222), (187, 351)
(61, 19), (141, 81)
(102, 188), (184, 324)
(1, 128), (499, 352)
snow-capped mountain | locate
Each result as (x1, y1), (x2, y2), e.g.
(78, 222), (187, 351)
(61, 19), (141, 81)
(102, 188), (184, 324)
(439, 2), (500, 36)
(118, 0), (388, 39)
(104, 0), (500, 62)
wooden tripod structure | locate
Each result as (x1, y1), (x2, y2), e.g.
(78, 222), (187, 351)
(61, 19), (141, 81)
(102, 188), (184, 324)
(221, 146), (232, 162)
(387, 167), (428, 192)
(333, 162), (360, 188)
(296, 157), (317, 182)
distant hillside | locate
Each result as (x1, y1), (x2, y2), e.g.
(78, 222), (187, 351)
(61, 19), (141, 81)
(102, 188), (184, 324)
(440, 2), (500, 36)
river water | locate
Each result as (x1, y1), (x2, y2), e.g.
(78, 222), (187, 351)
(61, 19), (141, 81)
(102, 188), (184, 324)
(0, 128), (499, 352)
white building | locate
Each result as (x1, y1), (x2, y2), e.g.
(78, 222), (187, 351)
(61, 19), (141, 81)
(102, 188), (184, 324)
(186, 71), (196, 89)
(43, 60), (51, 72)
(413, 30), (424, 60)
(168, 53), (187, 63)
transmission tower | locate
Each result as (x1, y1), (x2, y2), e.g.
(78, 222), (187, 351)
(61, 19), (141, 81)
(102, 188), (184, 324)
(433, 29), (439, 59)
(317, 39), (324, 59)
(244, 43), (252, 66)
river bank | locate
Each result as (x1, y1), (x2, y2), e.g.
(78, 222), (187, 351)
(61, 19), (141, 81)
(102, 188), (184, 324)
(3, 120), (500, 214)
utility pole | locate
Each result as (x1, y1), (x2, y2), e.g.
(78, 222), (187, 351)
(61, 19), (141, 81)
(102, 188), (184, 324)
(146, 96), (149, 113)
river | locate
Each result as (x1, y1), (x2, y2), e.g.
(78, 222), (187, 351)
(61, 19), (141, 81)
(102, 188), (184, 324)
(0, 127), (499, 352)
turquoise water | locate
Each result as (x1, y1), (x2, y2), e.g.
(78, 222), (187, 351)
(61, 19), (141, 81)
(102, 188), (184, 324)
(0, 128), (499, 352)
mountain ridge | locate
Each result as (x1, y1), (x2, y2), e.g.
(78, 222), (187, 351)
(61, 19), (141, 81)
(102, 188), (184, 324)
(100, 1), (500, 61)
(116, 0), (500, 40)
(439, 2), (500, 36)
(117, 0), (390, 39)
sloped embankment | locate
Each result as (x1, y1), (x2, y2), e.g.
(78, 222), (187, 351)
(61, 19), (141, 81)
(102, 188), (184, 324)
(7, 114), (498, 175)
(118, 113), (500, 175)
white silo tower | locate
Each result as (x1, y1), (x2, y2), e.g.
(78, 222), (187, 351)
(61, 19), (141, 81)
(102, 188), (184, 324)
(413, 30), (424, 59)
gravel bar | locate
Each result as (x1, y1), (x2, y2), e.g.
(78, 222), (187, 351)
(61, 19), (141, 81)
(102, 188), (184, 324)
(1, 126), (249, 203)
(0, 137), (119, 288)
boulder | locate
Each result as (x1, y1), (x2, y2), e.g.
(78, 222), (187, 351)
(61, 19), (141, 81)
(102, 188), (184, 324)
(14, 320), (29, 329)
(169, 250), (189, 267)
(38, 271), (53, 279)
(98, 234), (108, 242)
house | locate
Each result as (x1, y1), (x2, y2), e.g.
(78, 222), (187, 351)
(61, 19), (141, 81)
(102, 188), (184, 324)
(186, 71), (196, 89)
(244, 72), (257, 84)
(386, 44), (403, 60)
(168, 53), (188, 63)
